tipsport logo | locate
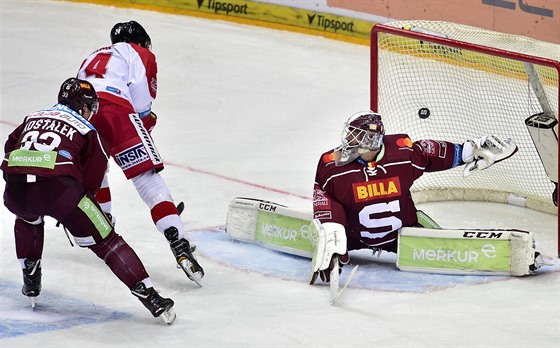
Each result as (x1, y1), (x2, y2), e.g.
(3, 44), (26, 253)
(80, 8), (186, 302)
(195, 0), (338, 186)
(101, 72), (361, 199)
(197, 0), (248, 15)
(307, 14), (355, 33)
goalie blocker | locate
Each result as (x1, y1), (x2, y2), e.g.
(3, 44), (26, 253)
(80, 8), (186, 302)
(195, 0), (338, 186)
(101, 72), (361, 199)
(525, 113), (558, 207)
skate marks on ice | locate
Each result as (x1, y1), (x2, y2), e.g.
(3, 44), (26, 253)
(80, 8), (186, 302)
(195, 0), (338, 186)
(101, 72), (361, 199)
(189, 228), (560, 293)
(0, 281), (129, 339)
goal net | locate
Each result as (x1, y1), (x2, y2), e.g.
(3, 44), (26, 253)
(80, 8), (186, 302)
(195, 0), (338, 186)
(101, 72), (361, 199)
(371, 21), (559, 252)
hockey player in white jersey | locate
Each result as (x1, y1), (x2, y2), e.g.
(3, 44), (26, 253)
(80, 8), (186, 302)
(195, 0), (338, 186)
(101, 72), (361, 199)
(77, 21), (204, 285)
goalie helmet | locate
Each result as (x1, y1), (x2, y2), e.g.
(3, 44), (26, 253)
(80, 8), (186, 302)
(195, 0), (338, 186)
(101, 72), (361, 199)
(58, 78), (99, 116)
(110, 21), (152, 50)
(335, 111), (385, 166)
(342, 111), (385, 152)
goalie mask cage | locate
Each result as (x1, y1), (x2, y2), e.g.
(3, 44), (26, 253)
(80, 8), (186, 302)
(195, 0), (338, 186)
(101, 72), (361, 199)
(370, 20), (559, 254)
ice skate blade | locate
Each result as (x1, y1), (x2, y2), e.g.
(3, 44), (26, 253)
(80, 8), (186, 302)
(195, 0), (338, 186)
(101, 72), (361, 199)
(30, 297), (36, 310)
(160, 307), (176, 325)
(177, 259), (203, 287)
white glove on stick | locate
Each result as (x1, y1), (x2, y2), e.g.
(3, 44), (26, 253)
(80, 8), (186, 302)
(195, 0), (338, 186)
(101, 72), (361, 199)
(462, 135), (518, 176)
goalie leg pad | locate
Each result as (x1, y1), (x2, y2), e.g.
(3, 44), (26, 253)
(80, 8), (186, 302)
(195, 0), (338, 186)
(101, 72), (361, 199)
(397, 227), (538, 276)
(509, 231), (536, 276)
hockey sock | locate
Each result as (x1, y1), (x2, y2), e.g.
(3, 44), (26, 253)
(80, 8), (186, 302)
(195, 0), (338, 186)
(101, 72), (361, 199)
(95, 186), (112, 214)
(90, 233), (150, 289)
(152, 201), (185, 238)
(14, 217), (44, 260)
(141, 277), (153, 289)
(95, 172), (112, 214)
(132, 170), (186, 239)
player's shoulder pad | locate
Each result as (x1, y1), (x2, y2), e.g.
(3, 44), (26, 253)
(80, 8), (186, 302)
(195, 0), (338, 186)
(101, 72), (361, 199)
(383, 134), (414, 149)
(320, 148), (339, 164)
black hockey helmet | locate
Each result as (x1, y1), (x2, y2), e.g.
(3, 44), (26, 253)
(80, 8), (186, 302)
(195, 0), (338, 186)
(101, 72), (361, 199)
(58, 78), (99, 115)
(110, 21), (152, 50)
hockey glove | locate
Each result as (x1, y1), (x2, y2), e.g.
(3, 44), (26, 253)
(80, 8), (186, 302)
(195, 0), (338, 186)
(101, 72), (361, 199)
(462, 135), (517, 177)
(142, 111), (158, 133)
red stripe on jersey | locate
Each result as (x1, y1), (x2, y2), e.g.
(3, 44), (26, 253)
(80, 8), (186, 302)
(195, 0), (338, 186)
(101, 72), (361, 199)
(97, 91), (135, 112)
(129, 43), (158, 99)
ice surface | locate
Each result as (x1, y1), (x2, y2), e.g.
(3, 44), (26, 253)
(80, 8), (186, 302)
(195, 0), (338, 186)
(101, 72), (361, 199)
(1, 1), (558, 347)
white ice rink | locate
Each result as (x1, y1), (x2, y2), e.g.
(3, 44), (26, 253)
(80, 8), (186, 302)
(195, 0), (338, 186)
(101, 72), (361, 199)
(1, 1), (558, 347)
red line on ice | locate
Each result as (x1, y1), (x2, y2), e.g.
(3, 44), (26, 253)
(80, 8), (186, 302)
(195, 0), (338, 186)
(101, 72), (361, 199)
(165, 161), (310, 200)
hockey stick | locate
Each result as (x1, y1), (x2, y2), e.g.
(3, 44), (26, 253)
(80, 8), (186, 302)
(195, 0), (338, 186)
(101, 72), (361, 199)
(177, 201), (185, 215)
(329, 259), (359, 305)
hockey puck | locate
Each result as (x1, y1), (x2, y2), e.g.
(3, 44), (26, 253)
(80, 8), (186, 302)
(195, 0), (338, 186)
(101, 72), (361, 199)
(418, 108), (430, 119)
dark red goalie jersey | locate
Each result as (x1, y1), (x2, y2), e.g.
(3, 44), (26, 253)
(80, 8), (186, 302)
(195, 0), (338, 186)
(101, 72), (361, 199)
(313, 134), (463, 253)
(1, 104), (109, 194)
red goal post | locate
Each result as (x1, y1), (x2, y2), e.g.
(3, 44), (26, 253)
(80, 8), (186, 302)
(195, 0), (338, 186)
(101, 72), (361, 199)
(370, 20), (559, 255)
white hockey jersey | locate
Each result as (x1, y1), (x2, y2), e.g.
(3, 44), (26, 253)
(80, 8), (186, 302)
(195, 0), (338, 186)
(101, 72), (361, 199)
(77, 42), (157, 116)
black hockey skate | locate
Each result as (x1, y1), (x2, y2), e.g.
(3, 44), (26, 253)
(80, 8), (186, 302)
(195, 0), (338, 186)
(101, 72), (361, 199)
(530, 251), (546, 272)
(131, 282), (176, 325)
(22, 258), (42, 310)
(164, 227), (204, 287)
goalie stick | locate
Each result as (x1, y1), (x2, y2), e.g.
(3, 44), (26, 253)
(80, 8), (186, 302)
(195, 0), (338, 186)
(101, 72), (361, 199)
(176, 201), (185, 215)
(329, 258), (359, 305)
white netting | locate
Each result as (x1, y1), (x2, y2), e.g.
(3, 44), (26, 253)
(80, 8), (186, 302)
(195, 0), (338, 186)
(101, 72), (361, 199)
(373, 20), (559, 215)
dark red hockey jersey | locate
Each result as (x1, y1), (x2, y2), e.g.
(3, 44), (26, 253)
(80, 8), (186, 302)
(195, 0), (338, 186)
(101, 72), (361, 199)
(313, 134), (463, 253)
(1, 104), (109, 194)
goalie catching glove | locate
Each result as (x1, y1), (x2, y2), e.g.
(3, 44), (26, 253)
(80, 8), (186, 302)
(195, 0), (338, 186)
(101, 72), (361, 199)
(309, 221), (349, 284)
(462, 135), (517, 176)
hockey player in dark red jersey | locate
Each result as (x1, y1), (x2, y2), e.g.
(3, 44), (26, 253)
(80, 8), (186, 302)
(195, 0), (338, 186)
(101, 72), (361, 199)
(76, 20), (203, 284)
(310, 111), (518, 283)
(1, 78), (175, 324)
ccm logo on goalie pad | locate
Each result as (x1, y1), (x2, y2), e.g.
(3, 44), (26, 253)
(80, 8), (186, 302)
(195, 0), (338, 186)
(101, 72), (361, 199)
(259, 203), (277, 212)
(463, 231), (505, 239)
